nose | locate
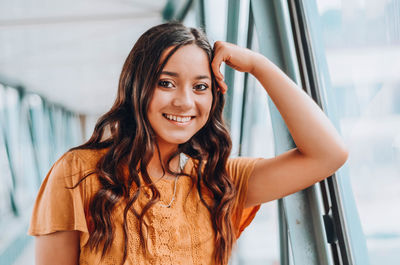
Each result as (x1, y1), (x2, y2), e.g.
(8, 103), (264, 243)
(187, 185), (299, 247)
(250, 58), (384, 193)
(171, 86), (195, 110)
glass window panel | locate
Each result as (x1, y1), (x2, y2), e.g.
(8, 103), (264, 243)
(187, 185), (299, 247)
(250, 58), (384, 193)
(19, 91), (40, 199)
(24, 93), (52, 179)
(49, 105), (67, 158)
(4, 87), (38, 211)
(0, 84), (14, 220)
(70, 114), (83, 147)
(204, 0), (228, 42)
(307, 1), (400, 264)
(233, 77), (279, 265)
(232, 24), (279, 265)
(182, 2), (198, 27)
(64, 112), (83, 149)
(44, 104), (56, 162)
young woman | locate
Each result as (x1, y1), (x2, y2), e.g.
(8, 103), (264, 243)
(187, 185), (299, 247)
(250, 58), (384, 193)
(29, 22), (348, 265)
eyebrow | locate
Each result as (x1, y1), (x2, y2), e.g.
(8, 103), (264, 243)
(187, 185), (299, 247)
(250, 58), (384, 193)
(161, 71), (211, 80)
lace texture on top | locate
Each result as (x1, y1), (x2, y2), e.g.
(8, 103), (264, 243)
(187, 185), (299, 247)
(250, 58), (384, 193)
(28, 150), (260, 265)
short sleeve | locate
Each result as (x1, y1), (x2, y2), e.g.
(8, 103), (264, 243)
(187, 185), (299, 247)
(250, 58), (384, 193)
(226, 157), (262, 238)
(28, 151), (89, 236)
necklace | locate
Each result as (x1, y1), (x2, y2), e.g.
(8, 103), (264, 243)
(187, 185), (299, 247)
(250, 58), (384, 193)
(158, 153), (188, 208)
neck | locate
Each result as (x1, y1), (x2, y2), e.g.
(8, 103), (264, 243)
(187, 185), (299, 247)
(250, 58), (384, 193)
(147, 141), (180, 180)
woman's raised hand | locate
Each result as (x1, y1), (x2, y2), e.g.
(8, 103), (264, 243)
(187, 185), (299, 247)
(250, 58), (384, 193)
(211, 41), (260, 94)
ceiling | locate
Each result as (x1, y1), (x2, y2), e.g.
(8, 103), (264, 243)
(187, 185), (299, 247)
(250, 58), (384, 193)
(0, 0), (167, 115)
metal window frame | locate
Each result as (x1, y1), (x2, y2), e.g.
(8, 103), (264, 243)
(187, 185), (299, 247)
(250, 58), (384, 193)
(237, 4), (254, 156)
(0, 84), (19, 217)
(223, 0), (241, 124)
(251, 0), (334, 264)
(0, 84), (32, 265)
(163, 0), (201, 23)
(286, 1), (370, 265)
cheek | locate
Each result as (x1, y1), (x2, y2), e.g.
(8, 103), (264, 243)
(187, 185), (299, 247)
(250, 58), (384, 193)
(147, 101), (156, 121)
(148, 91), (166, 114)
(200, 96), (213, 119)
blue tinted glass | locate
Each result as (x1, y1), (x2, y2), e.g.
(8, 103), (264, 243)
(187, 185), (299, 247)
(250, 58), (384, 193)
(233, 24), (279, 265)
(0, 84), (14, 220)
(307, 1), (400, 263)
(25, 94), (53, 179)
(4, 87), (38, 210)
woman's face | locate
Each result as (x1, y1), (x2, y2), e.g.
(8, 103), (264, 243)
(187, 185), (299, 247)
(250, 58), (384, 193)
(147, 44), (213, 149)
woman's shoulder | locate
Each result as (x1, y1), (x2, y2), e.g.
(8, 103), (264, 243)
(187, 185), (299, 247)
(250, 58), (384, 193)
(57, 148), (108, 170)
(28, 148), (109, 236)
(69, 147), (108, 165)
(226, 156), (261, 177)
(48, 148), (108, 186)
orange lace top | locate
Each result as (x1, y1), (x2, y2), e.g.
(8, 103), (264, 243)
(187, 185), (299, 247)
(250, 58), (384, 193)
(28, 149), (260, 265)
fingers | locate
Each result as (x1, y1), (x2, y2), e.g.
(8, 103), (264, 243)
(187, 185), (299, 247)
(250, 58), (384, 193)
(211, 42), (224, 80)
(217, 79), (228, 94)
(212, 64), (227, 94)
(212, 41), (258, 94)
(212, 41), (228, 94)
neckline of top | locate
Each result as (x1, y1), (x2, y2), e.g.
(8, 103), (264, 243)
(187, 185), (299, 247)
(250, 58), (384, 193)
(155, 153), (189, 183)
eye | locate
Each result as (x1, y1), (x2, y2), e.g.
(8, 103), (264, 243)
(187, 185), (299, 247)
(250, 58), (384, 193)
(193, 83), (209, 91)
(158, 80), (174, 88)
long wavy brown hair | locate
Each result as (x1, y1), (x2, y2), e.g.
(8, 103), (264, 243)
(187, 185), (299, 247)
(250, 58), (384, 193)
(71, 22), (235, 265)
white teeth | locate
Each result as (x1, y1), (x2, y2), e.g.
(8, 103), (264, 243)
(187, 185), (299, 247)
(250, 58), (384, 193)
(164, 114), (192, 123)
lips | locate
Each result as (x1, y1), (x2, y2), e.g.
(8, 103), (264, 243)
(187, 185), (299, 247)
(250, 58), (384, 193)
(163, 114), (193, 123)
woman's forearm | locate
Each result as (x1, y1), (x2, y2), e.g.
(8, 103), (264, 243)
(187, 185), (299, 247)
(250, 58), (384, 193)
(250, 54), (348, 161)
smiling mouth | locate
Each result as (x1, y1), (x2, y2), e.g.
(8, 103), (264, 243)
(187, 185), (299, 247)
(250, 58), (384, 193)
(163, 114), (193, 123)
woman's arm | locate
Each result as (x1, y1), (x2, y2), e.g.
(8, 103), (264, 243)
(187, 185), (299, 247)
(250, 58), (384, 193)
(212, 41), (348, 207)
(35, 231), (80, 265)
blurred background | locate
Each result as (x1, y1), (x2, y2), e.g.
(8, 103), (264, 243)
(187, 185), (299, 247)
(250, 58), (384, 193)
(0, 0), (399, 264)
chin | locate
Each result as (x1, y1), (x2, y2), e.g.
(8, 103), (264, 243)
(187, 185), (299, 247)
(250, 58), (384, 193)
(171, 137), (192, 145)
(157, 135), (194, 147)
